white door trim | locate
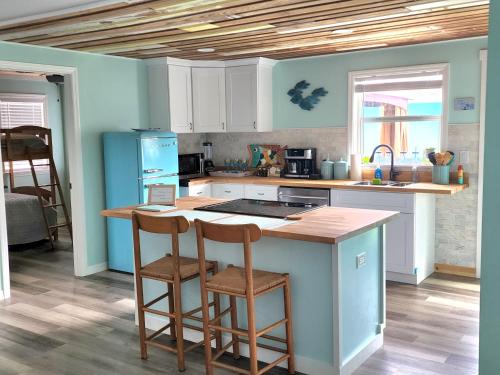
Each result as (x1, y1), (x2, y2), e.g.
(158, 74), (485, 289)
(477, 49), (487, 278)
(0, 60), (88, 300)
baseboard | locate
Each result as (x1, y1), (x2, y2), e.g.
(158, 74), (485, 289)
(145, 315), (336, 375)
(434, 263), (477, 278)
(339, 333), (383, 375)
(81, 261), (108, 276)
(387, 271), (418, 285)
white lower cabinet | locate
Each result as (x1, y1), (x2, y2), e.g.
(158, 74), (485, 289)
(189, 184), (212, 197)
(244, 185), (278, 200)
(211, 183), (245, 199)
(331, 189), (435, 285)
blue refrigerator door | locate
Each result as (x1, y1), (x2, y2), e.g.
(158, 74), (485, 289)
(140, 175), (180, 203)
(139, 136), (179, 178)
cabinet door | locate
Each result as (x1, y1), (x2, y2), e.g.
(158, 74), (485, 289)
(168, 65), (193, 133)
(212, 184), (244, 199)
(189, 184), (212, 197)
(386, 213), (415, 274)
(192, 67), (226, 133)
(226, 65), (258, 132)
(244, 185), (278, 200)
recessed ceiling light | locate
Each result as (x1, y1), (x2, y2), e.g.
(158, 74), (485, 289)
(406, 0), (488, 11)
(332, 29), (354, 34)
(198, 48), (216, 53)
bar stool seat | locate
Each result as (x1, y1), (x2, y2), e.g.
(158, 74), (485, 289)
(141, 255), (216, 281)
(206, 265), (287, 296)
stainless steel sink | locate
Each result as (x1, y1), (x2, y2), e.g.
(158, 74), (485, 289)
(353, 181), (414, 187)
(353, 181), (396, 186)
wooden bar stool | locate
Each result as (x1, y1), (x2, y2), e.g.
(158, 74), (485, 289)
(194, 219), (295, 375)
(132, 212), (222, 372)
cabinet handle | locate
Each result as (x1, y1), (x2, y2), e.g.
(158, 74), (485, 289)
(189, 122), (193, 130)
(253, 121), (256, 129)
(257, 192), (264, 196)
(196, 191), (202, 195)
(222, 122), (225, 130)
(224, 190), (231, 193)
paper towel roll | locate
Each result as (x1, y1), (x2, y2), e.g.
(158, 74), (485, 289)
(350, 154), (362, 181)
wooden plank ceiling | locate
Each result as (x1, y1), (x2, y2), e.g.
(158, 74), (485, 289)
(0, 0), (489, 60)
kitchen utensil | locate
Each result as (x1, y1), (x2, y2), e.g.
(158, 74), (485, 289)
(428, 152), (437, 165)
(435, 152), (446, 166)
(444, 151), (455, 166)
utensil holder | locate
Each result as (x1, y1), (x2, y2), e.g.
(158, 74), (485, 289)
(432, 165), (450, 185)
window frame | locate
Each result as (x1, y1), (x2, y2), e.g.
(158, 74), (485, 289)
(0, 93), (49, 173)
(348, 63), (449, 166)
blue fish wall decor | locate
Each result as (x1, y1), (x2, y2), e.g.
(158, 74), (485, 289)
(287, 80), (328, 111)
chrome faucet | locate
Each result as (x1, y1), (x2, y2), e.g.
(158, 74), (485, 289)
(369, 144), (400, 181)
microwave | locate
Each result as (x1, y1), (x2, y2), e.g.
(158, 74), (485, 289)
(178, 153), (204, 179)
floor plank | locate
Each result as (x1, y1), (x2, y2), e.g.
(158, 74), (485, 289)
(2, 237), (479, 374)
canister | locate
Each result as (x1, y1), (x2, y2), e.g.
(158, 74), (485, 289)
(320, 157), (334, 180)
(334, 159), (349, 180)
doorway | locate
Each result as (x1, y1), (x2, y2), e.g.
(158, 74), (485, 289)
(0, 61), (87, 300)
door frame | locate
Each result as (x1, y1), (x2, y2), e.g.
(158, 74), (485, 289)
(0, 60), (88, 299)
(477, 49), (488, 278)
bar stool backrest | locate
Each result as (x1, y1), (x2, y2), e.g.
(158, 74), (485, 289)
(194, 219), (262, 296)
(132, 211), (190, 273)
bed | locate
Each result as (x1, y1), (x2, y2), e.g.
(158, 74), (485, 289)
(0, 126), (72, 248)
(5, 191), (57, 245)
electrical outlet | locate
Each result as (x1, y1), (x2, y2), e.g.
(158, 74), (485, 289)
(459, 150), (470, 164)
(356, 252), (367, 268)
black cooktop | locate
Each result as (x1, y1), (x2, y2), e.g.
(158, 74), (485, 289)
(194, 199), (323, 219)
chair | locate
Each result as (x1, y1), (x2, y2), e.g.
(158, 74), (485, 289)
(132, 212), (222, 371)
(194, 219), (295, 375)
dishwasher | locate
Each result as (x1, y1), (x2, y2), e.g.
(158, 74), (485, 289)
(277, 186), (330, 206)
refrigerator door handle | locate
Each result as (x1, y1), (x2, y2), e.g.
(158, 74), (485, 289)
(144, 168), (163, 174)
(139, 173), (178, 180)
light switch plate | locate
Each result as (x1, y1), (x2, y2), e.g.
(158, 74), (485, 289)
(356, 252), (367, 268)
(459, 150), (470, 164)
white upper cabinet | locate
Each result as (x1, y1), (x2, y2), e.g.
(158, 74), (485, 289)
(226, 65), (257, 132)
(147, 59), (193, 133)
(147, 57), (275, 134)
(192, 67), (226, 133)
(168, 65), (193, 133)
(226, 60), (274, 132)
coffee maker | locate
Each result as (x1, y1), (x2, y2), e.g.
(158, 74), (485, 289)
(283, 148), (317, 179)
(202, 142), (215, 174)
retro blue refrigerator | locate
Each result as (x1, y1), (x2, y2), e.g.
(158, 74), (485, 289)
(103, 131), (179, 272)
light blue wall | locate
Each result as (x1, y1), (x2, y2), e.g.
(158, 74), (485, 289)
(0, 41), (149, 277)
(274, 38), (487, 129)
(0, 77), (67, 193)
(479, 3), (499, 374)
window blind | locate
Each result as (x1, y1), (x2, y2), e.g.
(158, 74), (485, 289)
(0, 95), (48, 172)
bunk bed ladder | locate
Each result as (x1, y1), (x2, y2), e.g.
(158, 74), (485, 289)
(27, 150), (73, 249)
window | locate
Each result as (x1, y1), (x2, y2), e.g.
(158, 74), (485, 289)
(349, 64), (448, 165)
(0, 94), (48, 171)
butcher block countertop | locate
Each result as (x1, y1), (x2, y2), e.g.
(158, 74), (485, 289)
(187, 176), (466, 195)
(101, 197), (398, 245)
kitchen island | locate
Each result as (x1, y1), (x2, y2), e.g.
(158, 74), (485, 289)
(102, 197), (398, 375)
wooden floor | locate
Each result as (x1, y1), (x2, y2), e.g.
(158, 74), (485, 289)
(1, 240), (479, 375)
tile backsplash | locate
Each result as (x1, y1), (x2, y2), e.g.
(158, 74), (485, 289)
(205, 128), (347, 165)
(178, 124), (480, 270)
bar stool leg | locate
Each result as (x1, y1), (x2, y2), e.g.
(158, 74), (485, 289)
(246, 295), (259, 374)
(229, 295), (240, 359)
(136, 276), (148, 360)
(173, 277), (185, 372)
(201, 283), (214, 375)
(212, 264), (223, 352)
(284, 276), (295, 374)
(168, 283), (177, 340)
